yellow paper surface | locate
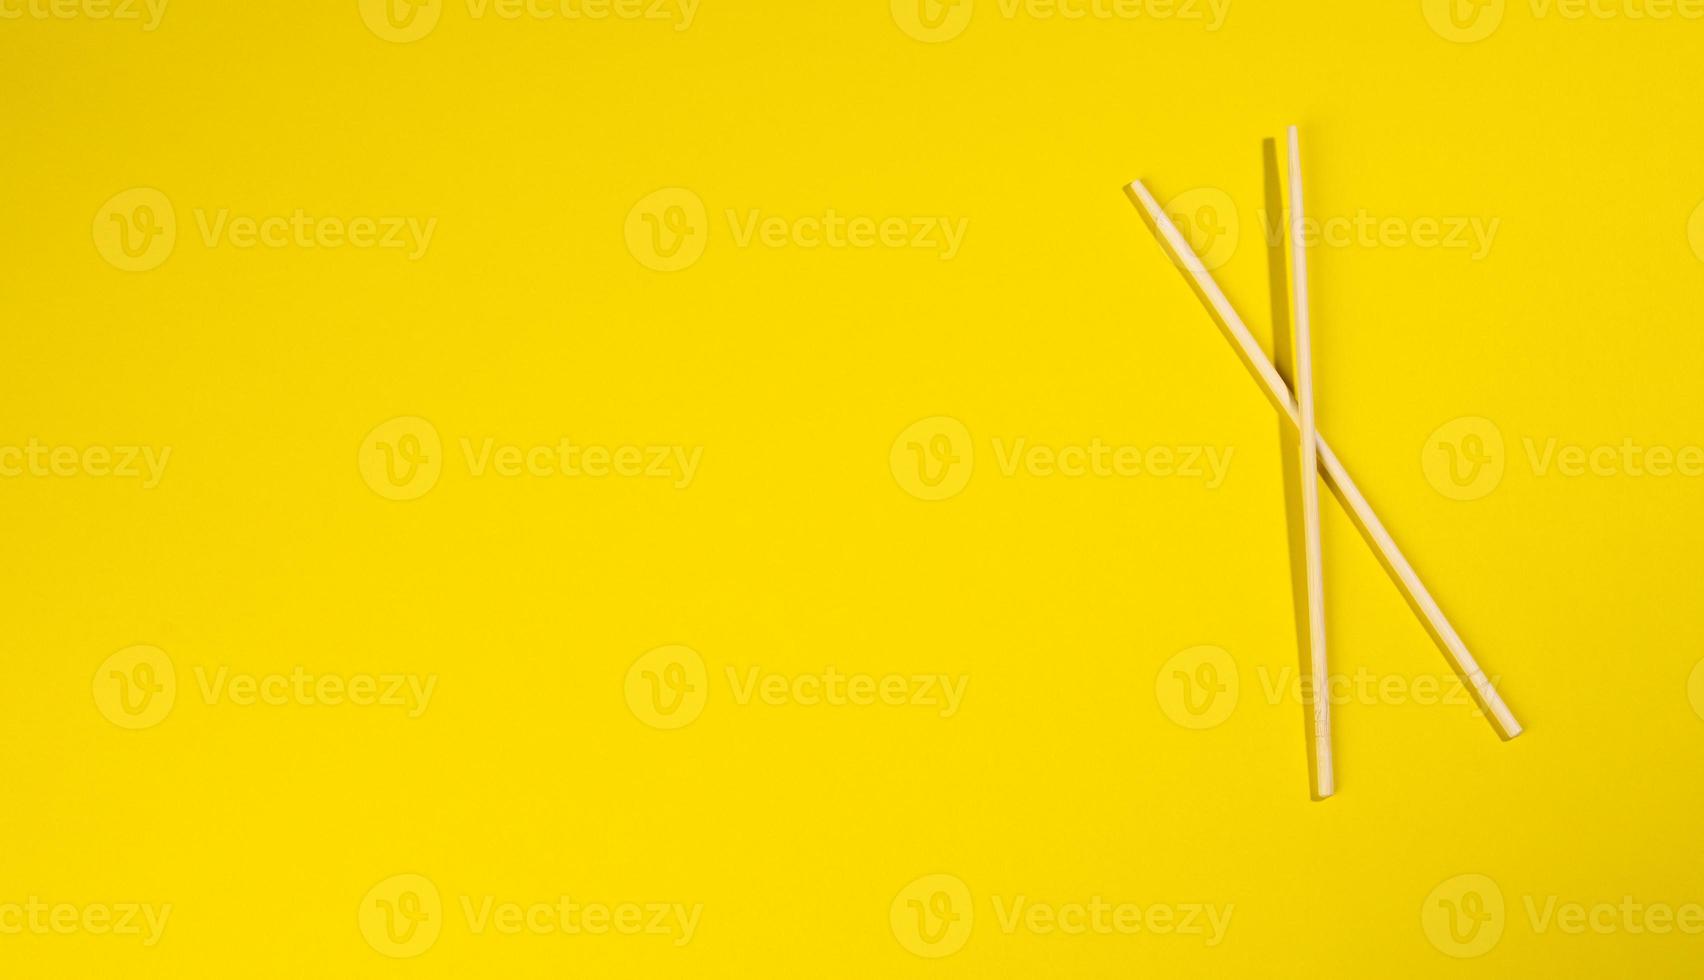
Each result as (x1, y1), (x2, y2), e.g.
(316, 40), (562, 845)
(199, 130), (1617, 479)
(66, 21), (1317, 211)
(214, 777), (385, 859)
(4, 1), (1704, 975)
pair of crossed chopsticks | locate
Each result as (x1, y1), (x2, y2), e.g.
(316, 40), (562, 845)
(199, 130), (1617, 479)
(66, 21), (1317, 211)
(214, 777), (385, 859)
(1128, 128), (1521, 800)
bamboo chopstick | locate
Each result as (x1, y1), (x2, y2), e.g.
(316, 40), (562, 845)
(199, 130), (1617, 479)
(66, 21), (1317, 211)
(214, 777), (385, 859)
(1287, 126), (1334, 798)
(1126, 177), (1522, 742)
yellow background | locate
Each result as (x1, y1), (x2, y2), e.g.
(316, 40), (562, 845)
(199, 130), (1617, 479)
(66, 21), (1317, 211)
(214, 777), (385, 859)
(3, 0), (1703, 975)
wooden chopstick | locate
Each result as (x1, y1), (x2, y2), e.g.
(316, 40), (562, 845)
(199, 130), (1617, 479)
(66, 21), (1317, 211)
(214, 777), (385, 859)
(1287, 126), (1334, 798)
(1126, 177), (1522, 742)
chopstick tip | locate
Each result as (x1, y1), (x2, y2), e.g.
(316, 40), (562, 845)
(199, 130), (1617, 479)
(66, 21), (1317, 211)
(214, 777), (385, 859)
(1124, 179), (1158, 210)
